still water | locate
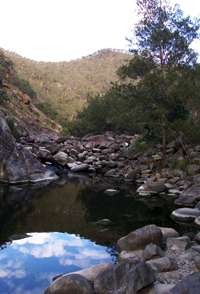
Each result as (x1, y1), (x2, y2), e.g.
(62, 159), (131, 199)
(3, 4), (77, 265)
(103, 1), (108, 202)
(0, 175), (177, 293)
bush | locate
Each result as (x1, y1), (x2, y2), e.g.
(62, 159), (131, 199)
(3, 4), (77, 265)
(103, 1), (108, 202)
(36, 101), (59, 121)
(11, 77), (37, 99)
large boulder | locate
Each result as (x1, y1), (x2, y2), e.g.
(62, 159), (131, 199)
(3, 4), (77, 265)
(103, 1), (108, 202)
(44, 274), (94, 294)
(0, 112), (57, 183)
(171, 272), (200, 294)
(94, 259), (155, 294)
(53, 264), (112, 283)
(117, 225), (163, 251)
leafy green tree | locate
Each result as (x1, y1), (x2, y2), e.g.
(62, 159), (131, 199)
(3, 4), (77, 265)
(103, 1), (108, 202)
(119, 0), (200, 152)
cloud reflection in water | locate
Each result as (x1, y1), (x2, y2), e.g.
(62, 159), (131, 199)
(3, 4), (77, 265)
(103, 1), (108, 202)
(0, 232), (112, 294)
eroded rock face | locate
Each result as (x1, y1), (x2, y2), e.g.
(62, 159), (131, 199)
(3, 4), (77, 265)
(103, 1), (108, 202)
(0, 112), (57, 183)
(44, 274), (94, 294)
(117, 225), (163, 251)
(94, 259), (155, 294)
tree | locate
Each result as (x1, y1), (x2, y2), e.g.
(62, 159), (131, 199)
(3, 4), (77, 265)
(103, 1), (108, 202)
(119, 0), (200, 153)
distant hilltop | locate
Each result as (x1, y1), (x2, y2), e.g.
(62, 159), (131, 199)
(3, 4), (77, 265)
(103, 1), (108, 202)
(4, 48), (131, 121)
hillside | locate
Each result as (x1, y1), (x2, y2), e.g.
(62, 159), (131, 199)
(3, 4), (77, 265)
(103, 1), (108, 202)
(5, 49), (131, 121)
(0, 50), (61, 136)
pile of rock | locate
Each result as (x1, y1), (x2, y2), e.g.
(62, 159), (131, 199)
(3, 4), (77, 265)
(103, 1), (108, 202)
(45, 224), (200, 293)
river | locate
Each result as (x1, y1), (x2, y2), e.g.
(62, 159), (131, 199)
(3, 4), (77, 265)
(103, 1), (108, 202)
(0, 175), (183, 293)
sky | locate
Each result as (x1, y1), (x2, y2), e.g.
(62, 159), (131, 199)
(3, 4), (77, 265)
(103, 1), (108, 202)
(0, 0), (200, 62)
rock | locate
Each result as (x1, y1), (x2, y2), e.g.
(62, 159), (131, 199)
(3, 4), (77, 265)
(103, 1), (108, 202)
(53, 151), (71, 166)
(95, 219), (112, 226)
(125, 169), (138, 180)
(104, 169), (117, 177)
(166, 236), (190, 252)
(37, 147), (52, 161)
(54, 263), (112, 282)
(94, 259), (155, 294)
(104, 189), (119, 196)
(78, 151), (88, 160)
(171, 208), (200, 223)
(44, 274), (94, 294)
(159, 227), (180, 241)
(194, 216), (200, 226)
(195, 232), (200, 243)
(137, 181), (166, 195)
(0, 116), (57, 184)
(154, 283), (175, 294)
(192, 254), (200, 271)
(119, 250), (143, 260)
(143, 243), (164, 261)
(69, 163), (89, 172)
(171, 272), (200, 293)
(175, 185), (200, 206)
(117, 225), (163, 251)
(147, 256), (178, 272)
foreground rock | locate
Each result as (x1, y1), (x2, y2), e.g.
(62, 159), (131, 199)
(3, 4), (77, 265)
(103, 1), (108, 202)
(44, 274), (94, 294)
(94, 259), (155, 294)
(0, 112), (57, 183)
(117, 224), (163, 251)
(45, 224), (200, 293)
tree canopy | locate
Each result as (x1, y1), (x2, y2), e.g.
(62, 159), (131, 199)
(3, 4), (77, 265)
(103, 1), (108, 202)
(72, 0), (200, 145)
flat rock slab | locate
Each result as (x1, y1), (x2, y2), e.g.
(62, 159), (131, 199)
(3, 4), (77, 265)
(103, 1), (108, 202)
(171, 208), (200, 223)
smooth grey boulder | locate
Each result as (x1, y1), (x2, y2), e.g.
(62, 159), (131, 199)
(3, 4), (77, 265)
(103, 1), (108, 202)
(94, 259), (155, 294)
(143, 243), (164, 261)
(44, 274), (94, 294)
(0, 112), (57, 183)
(171, 208), (200, 223)
(117, 225), (163, 251)
(171, 272), (200, 294)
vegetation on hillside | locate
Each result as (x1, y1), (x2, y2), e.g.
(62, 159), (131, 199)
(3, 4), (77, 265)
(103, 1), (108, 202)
(0, 50), (61, 133)
(72, 0), (200, 147)
(5, 49), (131, 121)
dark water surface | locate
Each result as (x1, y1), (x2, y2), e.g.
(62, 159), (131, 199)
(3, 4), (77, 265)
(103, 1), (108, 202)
(0, 175), (179, 293)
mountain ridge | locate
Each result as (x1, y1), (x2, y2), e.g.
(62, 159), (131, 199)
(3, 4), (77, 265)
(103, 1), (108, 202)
(4, 48), (131, 121)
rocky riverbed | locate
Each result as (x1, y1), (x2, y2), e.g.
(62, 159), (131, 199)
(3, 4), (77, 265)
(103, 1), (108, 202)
(2, 111), (200, 292)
